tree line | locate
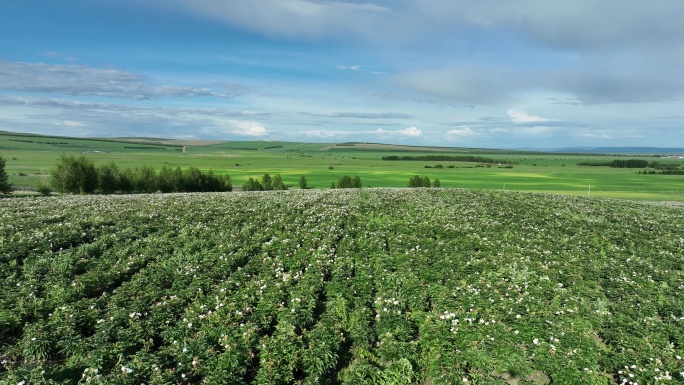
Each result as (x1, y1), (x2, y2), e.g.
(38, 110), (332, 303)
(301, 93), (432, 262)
(242, 173), (287, 191)
(382, 155), (514, 164)
(408, 175), (440, 188)
(50, 155), (232, 194)
(330, 175), (362, 189)
(578, 159), (681, 169)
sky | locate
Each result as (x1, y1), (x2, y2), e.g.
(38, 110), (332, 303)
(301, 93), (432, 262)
(1, 0), (683, 149)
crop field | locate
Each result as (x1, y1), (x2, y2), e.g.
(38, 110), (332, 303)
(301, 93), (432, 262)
(1, 189), (683, 384)
(2, 131), (683, 201)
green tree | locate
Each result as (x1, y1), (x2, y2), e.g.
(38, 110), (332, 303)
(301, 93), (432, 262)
(433, 179), (441, 188)
(133, 165), (158, 193)
(50, 154), (98, 194)
(117, 168), (134, 193)
(0, 154), (11, 195)
(157, 166), (179, 193)
(352, 176), (362, 188)
(272, 174), (287, 190)
(299, 175), (307, 189)
(97, 162), (119, 194)
(202, 170), (232, 192)
(408, 175), (422, 188)
(243, 177), (263, 191)
(337, 175), (352, 188)
(182, 167), (203, 192)
(262, 173), (273, 190)
(408, 175), (431, 188)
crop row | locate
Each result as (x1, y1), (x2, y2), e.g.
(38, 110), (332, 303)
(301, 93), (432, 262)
(1, 189), (683, 384)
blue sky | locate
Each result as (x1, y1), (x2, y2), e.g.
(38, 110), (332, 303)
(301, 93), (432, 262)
(1, 0), (683, 148)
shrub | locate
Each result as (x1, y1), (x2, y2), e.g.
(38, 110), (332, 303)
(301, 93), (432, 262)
(36, 182), (52, 196)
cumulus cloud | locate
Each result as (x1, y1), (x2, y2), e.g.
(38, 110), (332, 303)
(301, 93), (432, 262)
(225, 120), (268, 136)
(0, 60), (240, 100)
(507, 108), (558, 124)
(397, 126), (421, 136)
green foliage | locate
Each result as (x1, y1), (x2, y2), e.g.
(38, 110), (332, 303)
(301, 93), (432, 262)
(383, 155), (514, 164)
(50, 154), (98, 194)
(2, 189), (684, 383)
(299, 175), (308, 189)
(50, 156), (231, 195)
(0, 154), (11, 195)
(408, 175), (431, 188)
(262, 173), (273, 191)
(243, 177), (263, 191)
(333, 175), (362, 189)
(36, 181), (52, 196)
(272, 174), (287, 190)
(97, 162), (119, 194)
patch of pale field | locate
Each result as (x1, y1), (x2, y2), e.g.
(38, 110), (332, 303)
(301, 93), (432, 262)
(495, 172), (555, 178)
(158, 140), (227, 146)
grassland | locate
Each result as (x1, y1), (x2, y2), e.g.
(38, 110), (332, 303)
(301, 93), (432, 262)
(1, 131), (683, 201)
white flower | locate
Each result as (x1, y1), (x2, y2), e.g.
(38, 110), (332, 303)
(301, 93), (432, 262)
(533, 338), (539, 345)
(120, 366), (133, 374)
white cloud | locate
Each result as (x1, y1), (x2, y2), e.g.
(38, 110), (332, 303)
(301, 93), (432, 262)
(55, 120), (86, 127)
(226, 120), (268, 136)
(169, 0), (393, 41)
(0, 60), (239, 100)
(447, 126), (475, 136)
(300, 129), (352, 138)
(375, 127), (422, 137)
(507, 108), (558, 123)
(398, 126), (422, 137)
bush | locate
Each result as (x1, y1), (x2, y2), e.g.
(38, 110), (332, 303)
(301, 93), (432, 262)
(299, 176), (308, 189)
(36, 182), (52, 196)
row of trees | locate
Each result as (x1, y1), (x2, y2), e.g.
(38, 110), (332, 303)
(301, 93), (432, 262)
(331, 175), (362, 189)
(578, 159), (680, 169)
(50, 155), (232, 194)
(408, 175), (441, 188)
(383, 155), (514, 164)
(242, 173), (288, 191)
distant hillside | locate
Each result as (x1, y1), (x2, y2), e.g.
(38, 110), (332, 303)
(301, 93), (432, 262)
(555, 147), (684, 155)
(2, 130), (683, 155)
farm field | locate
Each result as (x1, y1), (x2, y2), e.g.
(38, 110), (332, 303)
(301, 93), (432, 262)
(1, 189), (683, 384)
(1, 131), (683, 201)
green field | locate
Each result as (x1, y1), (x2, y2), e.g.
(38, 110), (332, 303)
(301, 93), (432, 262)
(1, 131), (683, 201)
(1, 189), (683, 384)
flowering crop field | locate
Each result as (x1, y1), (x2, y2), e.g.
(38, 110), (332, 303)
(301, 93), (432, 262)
(1, 189), (683, 384)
